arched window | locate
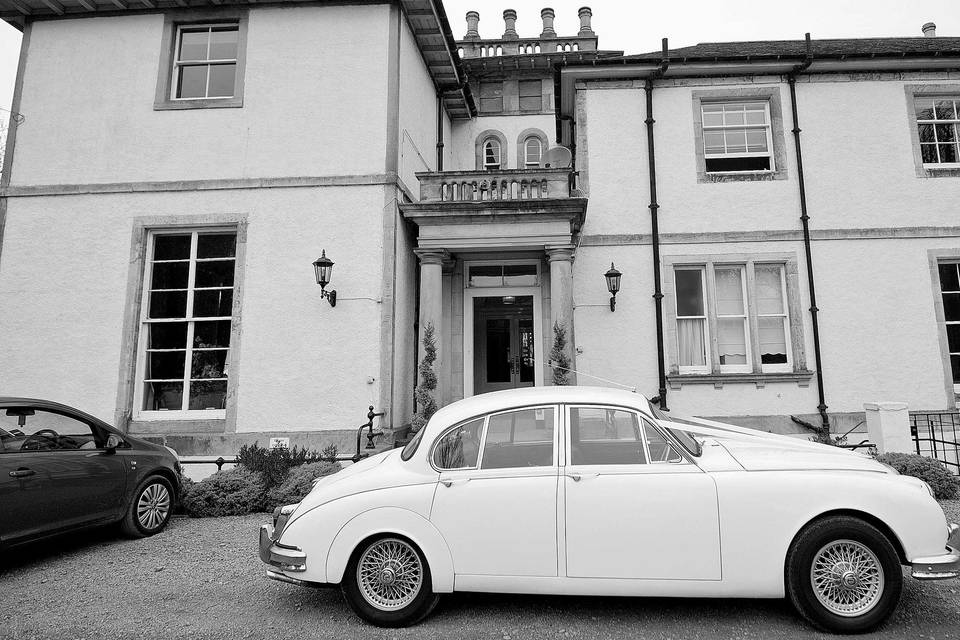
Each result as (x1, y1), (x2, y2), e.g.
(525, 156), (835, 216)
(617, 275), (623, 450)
(524, 137), (543, 167)
(483, 139), (502, 170)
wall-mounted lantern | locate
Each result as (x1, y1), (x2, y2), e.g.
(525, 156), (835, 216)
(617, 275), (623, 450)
(605, 263), (622, 311)
(313, 250), (337, 307)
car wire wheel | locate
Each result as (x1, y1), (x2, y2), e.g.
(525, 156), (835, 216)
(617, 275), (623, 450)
(137, 482), (171, 531)
(810, 539), (885, 617)
(356, 538), (424, 611)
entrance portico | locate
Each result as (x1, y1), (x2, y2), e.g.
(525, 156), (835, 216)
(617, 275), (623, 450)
(401, 168), (587, 403)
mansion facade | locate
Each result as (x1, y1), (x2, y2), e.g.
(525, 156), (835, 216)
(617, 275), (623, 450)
(1, 1), (959, 454)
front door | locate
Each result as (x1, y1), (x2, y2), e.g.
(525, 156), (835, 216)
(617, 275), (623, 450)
(474, 296), (535, 395)
(562, 405), (722, 580)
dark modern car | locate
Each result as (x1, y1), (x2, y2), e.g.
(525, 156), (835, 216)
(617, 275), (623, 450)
(0, 398), (182, 548)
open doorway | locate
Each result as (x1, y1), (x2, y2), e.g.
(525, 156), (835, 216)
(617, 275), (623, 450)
(473, 295), (536, 395)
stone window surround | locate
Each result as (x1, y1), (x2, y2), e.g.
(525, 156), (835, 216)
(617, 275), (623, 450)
(516, 128), (549, 168)
(692, 87), (789, 183)
(475, 130), (508, 170)
(905, 84), (960, 178)
(116, 214), (247, 435)
(154, 9), (249, 111)
(927, 248), (960, 407)
(663, 252), (811, 389)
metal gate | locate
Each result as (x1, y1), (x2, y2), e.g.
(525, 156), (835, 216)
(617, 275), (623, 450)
(910, 412), (960, 475)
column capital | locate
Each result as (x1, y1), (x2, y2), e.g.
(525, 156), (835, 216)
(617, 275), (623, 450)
(414, 248), (451, 266)
(545, 245), (575, 263)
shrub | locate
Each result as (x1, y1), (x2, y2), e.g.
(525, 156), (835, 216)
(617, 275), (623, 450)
(181, 467), (268, 517)
(236, 441), (325, 487)
(550, 321), (571, 386)
(264, 461), (342, 510)
(411, 322), (438, 433)
(876, 452), (960, 500)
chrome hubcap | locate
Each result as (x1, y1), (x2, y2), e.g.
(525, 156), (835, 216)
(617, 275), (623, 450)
(810, 539), (884, 617)
(357, 538), (423, 611)
(137, 483), (170, 531)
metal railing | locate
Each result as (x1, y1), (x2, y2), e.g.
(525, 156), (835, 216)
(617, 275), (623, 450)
(910, 412), (960, 474)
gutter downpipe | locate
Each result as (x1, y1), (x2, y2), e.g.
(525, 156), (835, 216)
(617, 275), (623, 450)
(436, 92), (444, 171)
(646, 38), (669, 410)
(788, 34), (830, 435)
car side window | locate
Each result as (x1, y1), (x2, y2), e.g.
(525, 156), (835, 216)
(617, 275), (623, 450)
(480, 407), (554, 469)
(1, 409), (101, 453)
(569, 407), (647, 465)
(642, 419), (685, 463)
(433, 418), (484, 470)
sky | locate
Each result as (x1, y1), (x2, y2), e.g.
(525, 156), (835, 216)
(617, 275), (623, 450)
(0, 0), (955, 113)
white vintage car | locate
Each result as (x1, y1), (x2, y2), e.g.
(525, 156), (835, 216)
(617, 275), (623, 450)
(258, 386), (959, 632)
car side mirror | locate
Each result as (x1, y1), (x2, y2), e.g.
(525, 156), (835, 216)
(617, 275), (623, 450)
(105, 434), (123, 453)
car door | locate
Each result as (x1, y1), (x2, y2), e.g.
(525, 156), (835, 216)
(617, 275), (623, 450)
(563, 404), (721, 580)
(429, 405), (559, 577)
(0, 407), (127, 542)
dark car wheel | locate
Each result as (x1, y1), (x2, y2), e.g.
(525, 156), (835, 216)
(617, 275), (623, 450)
(341, 536), (440, 627)
(786, 515), (902, 634)
(120, 475), (174, 538)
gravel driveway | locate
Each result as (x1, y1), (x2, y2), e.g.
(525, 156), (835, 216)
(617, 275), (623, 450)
(2, 502), (959, 640)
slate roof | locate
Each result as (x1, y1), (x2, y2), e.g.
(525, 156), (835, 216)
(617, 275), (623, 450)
(624, 37), (960, 62)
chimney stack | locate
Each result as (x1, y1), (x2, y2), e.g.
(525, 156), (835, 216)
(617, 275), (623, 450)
(464, 11), (480, 40)
(540, 7), (556, 38)
(578, 6), (595, 36)
(502, 9), (518, 39)
(922, 22), (937, 37)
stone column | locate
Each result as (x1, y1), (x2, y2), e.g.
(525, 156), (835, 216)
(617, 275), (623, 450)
(578, 6), (594, 36)
(464, 11), (480, 39)
(415, 249), (449, 401)
(864, 402), (913, 454)
(547, 245), (575, 384)
(540, 8), (556, 38)
(502, 9), (518, 39)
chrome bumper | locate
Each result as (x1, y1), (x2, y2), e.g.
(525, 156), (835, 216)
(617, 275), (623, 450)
(259, 524), (307, 573)
(912, 523), (960, 580)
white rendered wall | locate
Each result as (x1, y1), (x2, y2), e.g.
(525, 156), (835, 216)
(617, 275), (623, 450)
(0, 186), (386, 433)
(398, 14), (440, 193)
(10, 6), (391, 186)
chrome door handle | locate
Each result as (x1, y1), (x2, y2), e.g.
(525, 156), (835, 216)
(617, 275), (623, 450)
(440, 478), (469, 488)
(9, 468), (35, 478)
(568, 473), (582, 482)
(566, 473), (598, 482)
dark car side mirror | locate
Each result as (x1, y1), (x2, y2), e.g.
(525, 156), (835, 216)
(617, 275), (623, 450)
(105, 433), (123, 453)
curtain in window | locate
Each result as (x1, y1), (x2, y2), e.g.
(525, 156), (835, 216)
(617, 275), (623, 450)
(756, 265), (788, 364)
(715, 268), (747, 365)
(678, 319), (706, 367)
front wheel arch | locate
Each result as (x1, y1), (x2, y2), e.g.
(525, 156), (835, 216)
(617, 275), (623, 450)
(785, 509), (908, 578)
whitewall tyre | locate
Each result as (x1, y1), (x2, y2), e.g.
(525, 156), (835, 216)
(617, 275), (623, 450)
(341, 536), (440, 627)
(786, 515), (902, 633)
(120, 475), (174, 538)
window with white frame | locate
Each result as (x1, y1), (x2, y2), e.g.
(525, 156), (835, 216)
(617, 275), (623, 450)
(701, 102), (775, 172)
(138, 230), (237, 415)
(938, 262), (960, 392)
(915, 97), (960, 166)
(523, 137), (542, 167)
(483, 138), (502, 170)
(173, 24), (240, 100)
(674, 263), (792, 374)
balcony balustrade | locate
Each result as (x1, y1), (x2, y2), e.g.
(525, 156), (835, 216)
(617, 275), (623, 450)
(416, 168), (574, 203)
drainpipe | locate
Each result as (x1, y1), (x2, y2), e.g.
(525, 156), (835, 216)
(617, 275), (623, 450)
(645, 39), (670, 410)
(436, 91), (444, 171)
(788, 34), (830, 434)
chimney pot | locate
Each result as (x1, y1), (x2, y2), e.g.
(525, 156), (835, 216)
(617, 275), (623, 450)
(502, 9), (518, 40)
(922, 21), (937, 37)
(578, 6), (595, 36)
(464, 11), (480, 40)
(540, 7), (557, 38)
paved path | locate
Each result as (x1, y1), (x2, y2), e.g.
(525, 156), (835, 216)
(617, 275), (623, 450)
(2, 510), (958, 640)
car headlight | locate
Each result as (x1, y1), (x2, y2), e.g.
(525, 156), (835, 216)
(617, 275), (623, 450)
(272, 504), (298, 538)
(163, 445), (183, 476)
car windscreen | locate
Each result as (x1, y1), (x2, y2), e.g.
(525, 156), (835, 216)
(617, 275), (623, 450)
(647, 402), (702, 457)
(400, 427), (425, 462)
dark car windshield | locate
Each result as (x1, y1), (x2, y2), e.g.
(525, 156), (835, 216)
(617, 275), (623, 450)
(647, 401), (702, 457)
